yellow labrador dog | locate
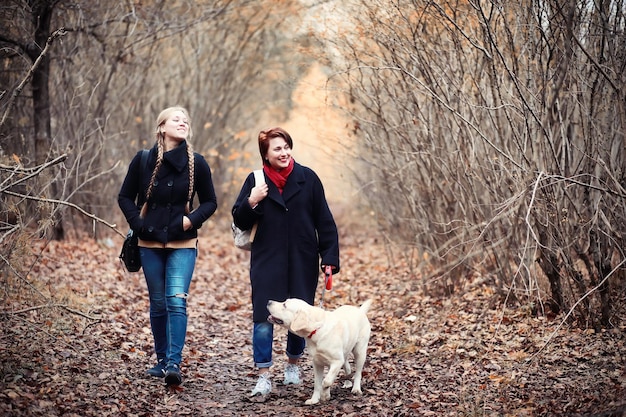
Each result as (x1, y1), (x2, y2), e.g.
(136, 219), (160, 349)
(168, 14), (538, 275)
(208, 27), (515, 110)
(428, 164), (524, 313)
(267, 298), (372, 405)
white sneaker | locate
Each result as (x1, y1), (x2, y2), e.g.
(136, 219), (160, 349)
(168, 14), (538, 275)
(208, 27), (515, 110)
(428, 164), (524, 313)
(283, 363), (301, 385)
(251, 373), (272, 396)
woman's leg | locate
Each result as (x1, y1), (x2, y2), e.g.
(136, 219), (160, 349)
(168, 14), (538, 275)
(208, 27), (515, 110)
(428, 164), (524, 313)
(286, 332), (305, 361)
(252, 321), (274, 369)
(251, 321), (274, 395)
(140, 248), (167, 364)
(164, 248), (196, 366)
(284, 332), (305, 384)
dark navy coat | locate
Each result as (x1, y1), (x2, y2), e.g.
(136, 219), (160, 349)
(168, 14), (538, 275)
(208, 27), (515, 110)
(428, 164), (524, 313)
(118, 142), (217, 243)
(232, 162), (339, 322)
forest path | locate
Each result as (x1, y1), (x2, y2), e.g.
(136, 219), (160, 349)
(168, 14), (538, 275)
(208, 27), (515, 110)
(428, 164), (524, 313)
(1, 225), (625, 416)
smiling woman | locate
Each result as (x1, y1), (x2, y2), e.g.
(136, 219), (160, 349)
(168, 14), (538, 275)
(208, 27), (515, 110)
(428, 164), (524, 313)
(232, 126), (340, 397)
(160, 110), (191, 144)
(117, 106), (218, 387)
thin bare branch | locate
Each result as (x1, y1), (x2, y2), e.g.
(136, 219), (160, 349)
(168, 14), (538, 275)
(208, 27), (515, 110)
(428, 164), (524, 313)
(3, 190), (121, 234)
(0, 28), (67, 128)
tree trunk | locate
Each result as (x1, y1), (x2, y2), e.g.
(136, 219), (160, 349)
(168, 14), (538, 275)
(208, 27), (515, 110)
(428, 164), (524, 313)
(29, 0), (64, 239)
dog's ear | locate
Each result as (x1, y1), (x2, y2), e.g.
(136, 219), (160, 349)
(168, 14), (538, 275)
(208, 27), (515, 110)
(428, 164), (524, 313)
(289, 310), (313, 337)
(290, 309), (326, 337)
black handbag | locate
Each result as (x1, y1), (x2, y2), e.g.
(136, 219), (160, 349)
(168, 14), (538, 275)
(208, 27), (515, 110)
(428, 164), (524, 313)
(119, 229), (141, 272)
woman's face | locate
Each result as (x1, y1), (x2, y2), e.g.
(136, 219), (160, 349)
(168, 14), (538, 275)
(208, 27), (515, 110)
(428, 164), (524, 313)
(265, 136), (292, 171)
(161, 110), (189, 142)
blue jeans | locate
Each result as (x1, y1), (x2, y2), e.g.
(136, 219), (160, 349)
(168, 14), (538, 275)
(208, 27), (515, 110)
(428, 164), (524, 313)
(253, 321), (305, 368)
(140, 247), (197, 365)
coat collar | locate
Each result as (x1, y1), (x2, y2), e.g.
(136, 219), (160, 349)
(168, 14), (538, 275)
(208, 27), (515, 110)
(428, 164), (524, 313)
(281, 162), (305, 202)
(266, 161), (305, 207)
(161, 141), (189, 173)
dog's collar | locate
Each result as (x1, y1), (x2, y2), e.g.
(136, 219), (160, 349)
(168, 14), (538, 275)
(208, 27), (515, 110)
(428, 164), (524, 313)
(307, 328), (319, 338)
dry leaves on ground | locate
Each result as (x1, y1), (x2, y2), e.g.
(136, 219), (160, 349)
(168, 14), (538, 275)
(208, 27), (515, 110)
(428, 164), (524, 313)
(1, 224), (625, 416)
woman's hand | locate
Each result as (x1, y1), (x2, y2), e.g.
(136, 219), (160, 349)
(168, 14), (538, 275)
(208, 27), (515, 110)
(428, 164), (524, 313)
(248, 183), (269, 208)
(182, 216), (193, 231)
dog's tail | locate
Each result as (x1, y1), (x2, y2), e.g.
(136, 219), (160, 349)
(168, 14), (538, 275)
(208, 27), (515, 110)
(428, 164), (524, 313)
(360, 299), (373, 314)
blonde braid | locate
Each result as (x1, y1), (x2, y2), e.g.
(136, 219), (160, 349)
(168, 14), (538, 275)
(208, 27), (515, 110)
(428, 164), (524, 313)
(186, 142), (195, 214)
(140, 135), (165, 218)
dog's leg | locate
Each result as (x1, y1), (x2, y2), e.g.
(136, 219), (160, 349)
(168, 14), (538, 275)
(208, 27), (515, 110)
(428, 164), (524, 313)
(343, 359), (352, 376)
(305, 362), (325, 405)
(351, 338), (369, 395)
(341, 359), (354, 389)
(320, 359), (344, 402)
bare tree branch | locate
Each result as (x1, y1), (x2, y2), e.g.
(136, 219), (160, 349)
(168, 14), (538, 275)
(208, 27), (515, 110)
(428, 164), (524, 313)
(1, 303), (101, 321)
(3, 189), (121, 234)
(0, 28), (67, 128)
(0, 154), (68, 192)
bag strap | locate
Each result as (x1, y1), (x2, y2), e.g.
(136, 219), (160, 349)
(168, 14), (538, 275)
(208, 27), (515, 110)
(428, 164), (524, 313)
(253, 169), (264, 186)
(247, 170), (264, 243)
(140, 149), (149, 175)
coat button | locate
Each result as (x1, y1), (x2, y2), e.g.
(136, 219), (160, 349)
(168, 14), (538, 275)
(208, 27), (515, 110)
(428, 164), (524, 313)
(168, 180), (173, 186)
(163, 226), (168, 232)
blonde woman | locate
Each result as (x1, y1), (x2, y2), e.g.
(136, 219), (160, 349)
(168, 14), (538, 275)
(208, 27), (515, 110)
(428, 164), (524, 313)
(118, 106), (217, 385)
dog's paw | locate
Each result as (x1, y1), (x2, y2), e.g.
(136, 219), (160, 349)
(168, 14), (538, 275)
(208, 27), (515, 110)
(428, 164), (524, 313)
(321, 389), (331, 402)
(305, 397), (320, 405)
(322, 378), (335, 389)
(351, 385), (363, 395)
(342, 380), (353, 389)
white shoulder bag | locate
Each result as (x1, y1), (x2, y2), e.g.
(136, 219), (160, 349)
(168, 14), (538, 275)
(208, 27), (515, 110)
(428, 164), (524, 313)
(232, 170), (264, 250)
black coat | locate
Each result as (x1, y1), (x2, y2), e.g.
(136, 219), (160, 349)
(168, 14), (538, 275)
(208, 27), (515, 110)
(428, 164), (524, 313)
(232, 162), (339, 322)
(118, 142), (217, 243)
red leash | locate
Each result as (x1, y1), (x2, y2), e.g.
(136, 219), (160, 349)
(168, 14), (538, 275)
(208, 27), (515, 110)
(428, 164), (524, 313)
(319, 265), (333, 308)
(325, 265), (333, 290)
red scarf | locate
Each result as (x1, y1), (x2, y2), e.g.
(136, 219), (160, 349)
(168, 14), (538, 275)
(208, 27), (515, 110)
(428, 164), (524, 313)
(263, 158), (294, 194)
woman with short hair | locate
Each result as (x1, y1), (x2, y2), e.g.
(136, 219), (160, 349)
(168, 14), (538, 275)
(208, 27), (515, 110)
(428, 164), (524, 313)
(232, 126), (340, 396)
